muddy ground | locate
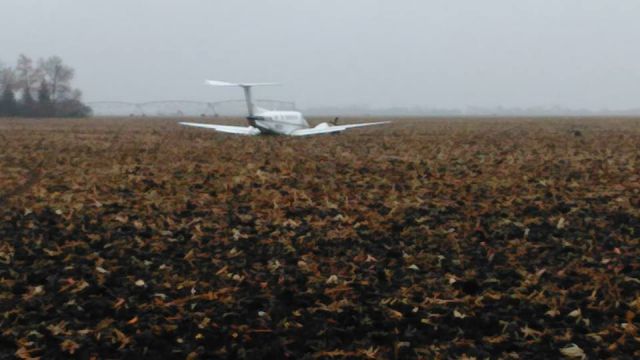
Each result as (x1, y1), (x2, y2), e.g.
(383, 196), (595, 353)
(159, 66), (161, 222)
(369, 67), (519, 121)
(1, 117), (639, 359)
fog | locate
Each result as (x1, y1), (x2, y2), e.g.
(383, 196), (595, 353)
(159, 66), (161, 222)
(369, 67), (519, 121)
(2, 0), (639, 111)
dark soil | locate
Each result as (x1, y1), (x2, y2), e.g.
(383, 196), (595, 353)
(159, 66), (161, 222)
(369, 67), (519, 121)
(1, 117), (639, 359)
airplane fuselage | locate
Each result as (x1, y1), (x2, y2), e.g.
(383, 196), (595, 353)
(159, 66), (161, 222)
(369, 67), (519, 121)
(248, 110), (310, 135)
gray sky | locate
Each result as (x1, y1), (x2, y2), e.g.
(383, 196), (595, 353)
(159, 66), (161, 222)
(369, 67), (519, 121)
(2, 0), (639, 110)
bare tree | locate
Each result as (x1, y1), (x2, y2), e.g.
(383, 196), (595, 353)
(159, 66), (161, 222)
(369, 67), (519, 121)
(16, 54), (42, 99)
(39, 56), (74, 103)
(0, 63), (17, 92)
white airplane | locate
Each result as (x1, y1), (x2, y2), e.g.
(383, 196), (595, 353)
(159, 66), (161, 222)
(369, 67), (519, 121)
(179, 80), (389, 136)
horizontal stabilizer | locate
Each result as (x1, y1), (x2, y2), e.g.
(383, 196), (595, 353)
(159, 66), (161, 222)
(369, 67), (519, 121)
(205, 80), (280, 87)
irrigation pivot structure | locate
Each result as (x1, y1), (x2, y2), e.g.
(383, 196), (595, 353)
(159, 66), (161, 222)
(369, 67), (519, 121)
(87, 99), (296, 117)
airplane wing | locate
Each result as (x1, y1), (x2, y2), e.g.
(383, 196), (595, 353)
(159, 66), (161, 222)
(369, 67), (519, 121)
(290, 121), (390, 137)
(179, 122), (261, 136)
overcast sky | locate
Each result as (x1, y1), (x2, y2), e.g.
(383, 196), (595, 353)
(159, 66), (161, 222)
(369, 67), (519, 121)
(1, 0), (639, 110)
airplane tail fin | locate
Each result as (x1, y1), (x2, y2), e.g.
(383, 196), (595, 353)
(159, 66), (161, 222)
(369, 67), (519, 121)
(205, 80), (279, 116)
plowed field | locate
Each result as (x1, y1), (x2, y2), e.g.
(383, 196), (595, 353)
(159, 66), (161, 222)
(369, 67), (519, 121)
(1, 117), (639, 359)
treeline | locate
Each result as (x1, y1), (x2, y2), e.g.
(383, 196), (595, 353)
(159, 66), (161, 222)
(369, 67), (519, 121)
(0, 55), (91, 118)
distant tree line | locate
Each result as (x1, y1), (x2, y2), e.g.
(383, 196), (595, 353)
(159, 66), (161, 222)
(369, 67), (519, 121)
(0, 55), (91, 117)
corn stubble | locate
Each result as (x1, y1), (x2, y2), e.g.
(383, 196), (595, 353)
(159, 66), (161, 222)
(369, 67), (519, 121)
(0, 117), (639, 359)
